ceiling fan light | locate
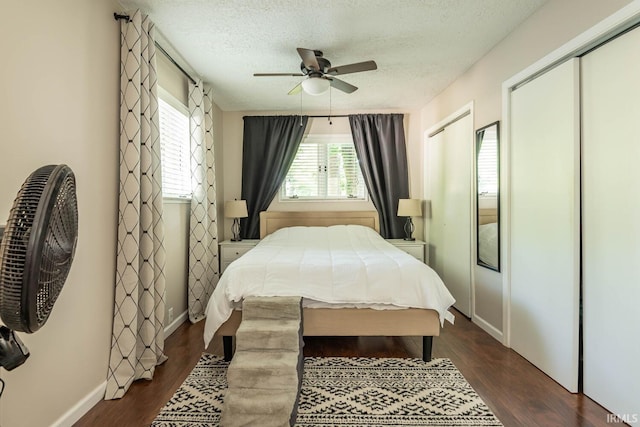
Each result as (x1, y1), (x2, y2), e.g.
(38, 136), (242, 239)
(301, 77), (330, 95)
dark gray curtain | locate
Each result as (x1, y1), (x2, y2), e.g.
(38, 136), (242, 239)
(349, 114), (410, 238)
(241, 115), (308, 239)
(476, 129), (485, 155)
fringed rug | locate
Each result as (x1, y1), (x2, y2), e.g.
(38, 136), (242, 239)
(152, 353), (503, 426)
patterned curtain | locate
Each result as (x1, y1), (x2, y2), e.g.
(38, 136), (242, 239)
(105, 10), (167, 400)
(187, 80), (219, 323)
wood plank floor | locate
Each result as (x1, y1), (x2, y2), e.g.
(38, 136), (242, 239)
(75, 309), (614, 427)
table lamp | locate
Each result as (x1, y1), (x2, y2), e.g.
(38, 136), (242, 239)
(397, 199), (422, 241)
(225, 200), (248, 241)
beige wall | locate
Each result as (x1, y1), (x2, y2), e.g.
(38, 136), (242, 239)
(421, 0), (633, 130)
(157, 52), (189, 106)
(163, 202), (189, 324)
(157, 44), (191, 331)
(420, 0), (632, 334)
(0, 1), (120, 426)
(162, 98), (224, 326)
(221, 109), (423, 241)
(212, 101), (226, 247)
(157, 47), (226, 328)
(1, 0), (632, 424)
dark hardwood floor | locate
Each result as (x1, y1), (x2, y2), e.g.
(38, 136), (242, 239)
(76, 309), (614, 427)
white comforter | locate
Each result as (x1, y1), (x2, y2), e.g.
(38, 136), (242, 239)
(203, 225), (455, 347)
(478, 222), (498, 268)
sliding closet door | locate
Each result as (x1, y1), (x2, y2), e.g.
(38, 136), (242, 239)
(427, 131), (446, 279)
(582, 27), (640, 424)
(426, 113), (472, 317)
(509, 58), (580, 392)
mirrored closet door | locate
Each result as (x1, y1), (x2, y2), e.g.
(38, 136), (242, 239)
(475, 121), (500, 272)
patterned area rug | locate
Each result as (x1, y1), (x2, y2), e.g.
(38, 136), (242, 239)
(152, 354), (503, 426)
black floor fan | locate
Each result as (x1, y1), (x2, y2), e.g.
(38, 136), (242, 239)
(0, 165), (78, 380)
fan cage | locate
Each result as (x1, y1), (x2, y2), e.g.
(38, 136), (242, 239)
(0, 165), (78, 333)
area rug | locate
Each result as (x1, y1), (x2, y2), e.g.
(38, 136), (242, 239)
(152, 353), (503, 426)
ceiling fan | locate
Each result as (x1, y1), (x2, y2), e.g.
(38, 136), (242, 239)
(254, 48), (377, 96)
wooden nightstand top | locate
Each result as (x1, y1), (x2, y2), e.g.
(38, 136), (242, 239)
(385, 239), (426, 246)
(219, 239), (260, 247)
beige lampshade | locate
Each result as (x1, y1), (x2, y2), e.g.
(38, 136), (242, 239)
(224, 200), (248, 218)
(397, 199), (422, 217)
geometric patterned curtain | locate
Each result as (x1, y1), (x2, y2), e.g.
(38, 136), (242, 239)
(187, 80), (219, 323)
(105, 9), (168, 400)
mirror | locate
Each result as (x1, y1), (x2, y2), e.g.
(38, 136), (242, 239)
(476, 121), (500, 271)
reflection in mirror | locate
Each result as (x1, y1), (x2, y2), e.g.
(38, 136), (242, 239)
(476, 121), (500, 271)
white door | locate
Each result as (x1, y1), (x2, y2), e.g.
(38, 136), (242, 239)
(509, 58), (580, 392)
(426, 113), (472, 317)
(582, 27), (640, 425)
(426, 131), (445, 276)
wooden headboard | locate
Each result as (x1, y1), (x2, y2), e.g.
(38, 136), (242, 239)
(478, 208), (498, 225)
(259, 211), (380, 238)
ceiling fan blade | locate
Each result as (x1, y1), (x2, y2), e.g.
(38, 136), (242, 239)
(254, 73), (304, 77)
(327, 77), (358, 94)
(297, 48), (320, 71)
(288, 83), (303, 95)
(327, 60), (377, 76)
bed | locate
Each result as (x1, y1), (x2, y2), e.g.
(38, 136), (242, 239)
(478, 222), (498, 267)
(203, 211), (455, 361)
(478, 207), (499, 267)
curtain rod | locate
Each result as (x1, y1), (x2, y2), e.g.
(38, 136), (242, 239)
(113, 13), (197, 85)
(308, 114), (404, 118)
(154, 43), (197, 85)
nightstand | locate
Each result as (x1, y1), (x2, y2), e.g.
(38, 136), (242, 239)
(219, 240), (260, 274)
(386, 239), (426, 263)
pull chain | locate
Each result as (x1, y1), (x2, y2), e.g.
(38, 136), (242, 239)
(300, 88), (303, 126)
(328, 86), (333, 125)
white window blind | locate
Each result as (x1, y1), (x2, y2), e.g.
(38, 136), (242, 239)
(159, 96), (191, 199)
(477, 134), (498, 195)
(282, 135), (366, 200)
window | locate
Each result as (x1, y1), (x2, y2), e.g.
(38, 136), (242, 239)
(477, 131), (498, 196)
(282, 134), (367, 200)
(158, 95), (191, 199)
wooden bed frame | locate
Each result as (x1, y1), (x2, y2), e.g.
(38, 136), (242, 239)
(478, 207), (498, 225)
(214, 210), (442, 362)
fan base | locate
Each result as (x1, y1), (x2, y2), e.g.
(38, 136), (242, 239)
(0, 326), (30, 371)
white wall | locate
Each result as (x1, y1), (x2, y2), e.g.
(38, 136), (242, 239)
(0, 1), (120, 426)
(221, 109), (423, 241)
(420, 0), (632, 336)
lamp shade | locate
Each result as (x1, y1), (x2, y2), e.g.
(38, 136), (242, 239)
(301, 77), (330, 96)
(397, 199), (422, 217)
(224, 200), (248, 218)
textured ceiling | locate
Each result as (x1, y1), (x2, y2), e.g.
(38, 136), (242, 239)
(119, 0), (547, 112)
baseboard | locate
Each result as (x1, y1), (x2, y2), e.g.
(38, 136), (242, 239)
(50, 381), (106, 427)
(47, 311), (188, 427)
(164, 309), (188, 338)
(472, 314), (504, 343)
